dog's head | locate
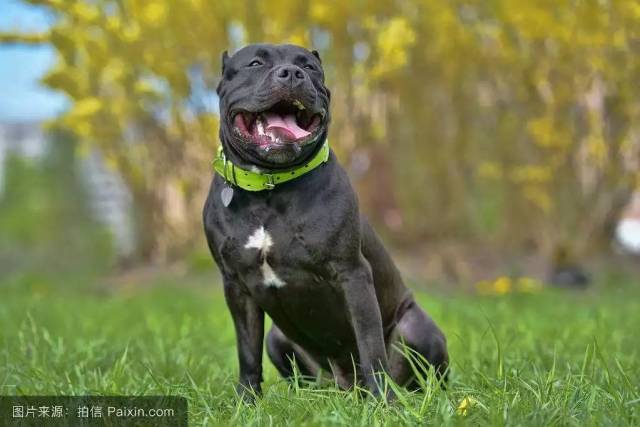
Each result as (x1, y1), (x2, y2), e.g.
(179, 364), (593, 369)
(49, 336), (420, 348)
(216, 44), (330, 168)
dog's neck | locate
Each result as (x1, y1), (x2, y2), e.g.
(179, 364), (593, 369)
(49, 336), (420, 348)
(213, 139), (330, 192)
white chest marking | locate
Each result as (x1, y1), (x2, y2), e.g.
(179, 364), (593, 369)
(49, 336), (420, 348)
(244, 226), (286, 288)
(244, 226), (273, 252)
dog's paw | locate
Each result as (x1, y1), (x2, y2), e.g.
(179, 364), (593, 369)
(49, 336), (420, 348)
(235, 382), (262, 404)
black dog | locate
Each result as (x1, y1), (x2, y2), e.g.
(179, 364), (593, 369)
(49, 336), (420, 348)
(203, 44), (448, 399)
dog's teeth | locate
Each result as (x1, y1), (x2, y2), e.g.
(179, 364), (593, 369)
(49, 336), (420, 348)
(257, 120), (265, 135)
(293, 100), (305, 110)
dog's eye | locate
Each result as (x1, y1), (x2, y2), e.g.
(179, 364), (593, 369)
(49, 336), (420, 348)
(247, 59), (263, 67)
(303, 64), (315, 70)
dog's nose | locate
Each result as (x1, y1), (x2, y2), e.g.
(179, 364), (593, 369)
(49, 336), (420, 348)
(275, 65), (305, 86)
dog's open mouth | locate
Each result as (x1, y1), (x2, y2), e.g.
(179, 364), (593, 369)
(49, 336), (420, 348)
(233, 100), (324, 148)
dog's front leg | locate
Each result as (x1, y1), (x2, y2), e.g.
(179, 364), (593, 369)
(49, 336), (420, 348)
(339, 258), (392, 399)
(223, 277), (264, 402)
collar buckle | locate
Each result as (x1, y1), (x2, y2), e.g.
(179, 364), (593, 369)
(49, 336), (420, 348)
(264, 174), (275, 190)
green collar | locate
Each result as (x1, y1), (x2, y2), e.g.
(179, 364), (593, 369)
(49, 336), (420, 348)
(212, 141), (330, 191)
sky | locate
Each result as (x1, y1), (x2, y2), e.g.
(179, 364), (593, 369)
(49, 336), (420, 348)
(0, 0), (67, 122)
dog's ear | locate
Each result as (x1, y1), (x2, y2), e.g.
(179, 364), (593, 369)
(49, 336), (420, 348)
(221, 50), (230, 74)
(217, 50), (231, 95)
(311, 49), (322, 64)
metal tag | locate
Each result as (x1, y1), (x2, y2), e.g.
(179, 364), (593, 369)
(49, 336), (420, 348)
(221, 186), (234, 207)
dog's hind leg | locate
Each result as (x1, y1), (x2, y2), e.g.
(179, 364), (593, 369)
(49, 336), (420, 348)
(387, 300), (449, 389)
(266, 325), (322, 383)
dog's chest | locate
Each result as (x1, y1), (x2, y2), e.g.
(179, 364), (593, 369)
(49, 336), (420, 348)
(218, 214), (330, 291)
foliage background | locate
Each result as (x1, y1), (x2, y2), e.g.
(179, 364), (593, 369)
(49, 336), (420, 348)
(2, 0), (640, 278)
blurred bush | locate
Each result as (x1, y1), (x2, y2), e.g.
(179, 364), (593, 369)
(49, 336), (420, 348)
(0, 131), (114, 280)
(2, 0), (639, 265)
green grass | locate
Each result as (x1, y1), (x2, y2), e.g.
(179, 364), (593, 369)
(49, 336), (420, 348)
(1, 274), (639, 426)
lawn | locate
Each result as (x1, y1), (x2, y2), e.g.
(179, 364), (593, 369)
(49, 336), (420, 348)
(1, 273), (639, 426)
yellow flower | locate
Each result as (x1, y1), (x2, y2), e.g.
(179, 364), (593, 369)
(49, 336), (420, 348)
(372, 17), (417, 78)
(70, 98), (102, 118)
(493, 276), (512, 295)
(457, 396), (477, 416)
(142, 2), (167, 25)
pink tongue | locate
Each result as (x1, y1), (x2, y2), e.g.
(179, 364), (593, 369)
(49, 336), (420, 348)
(263, 112), (311, 140)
